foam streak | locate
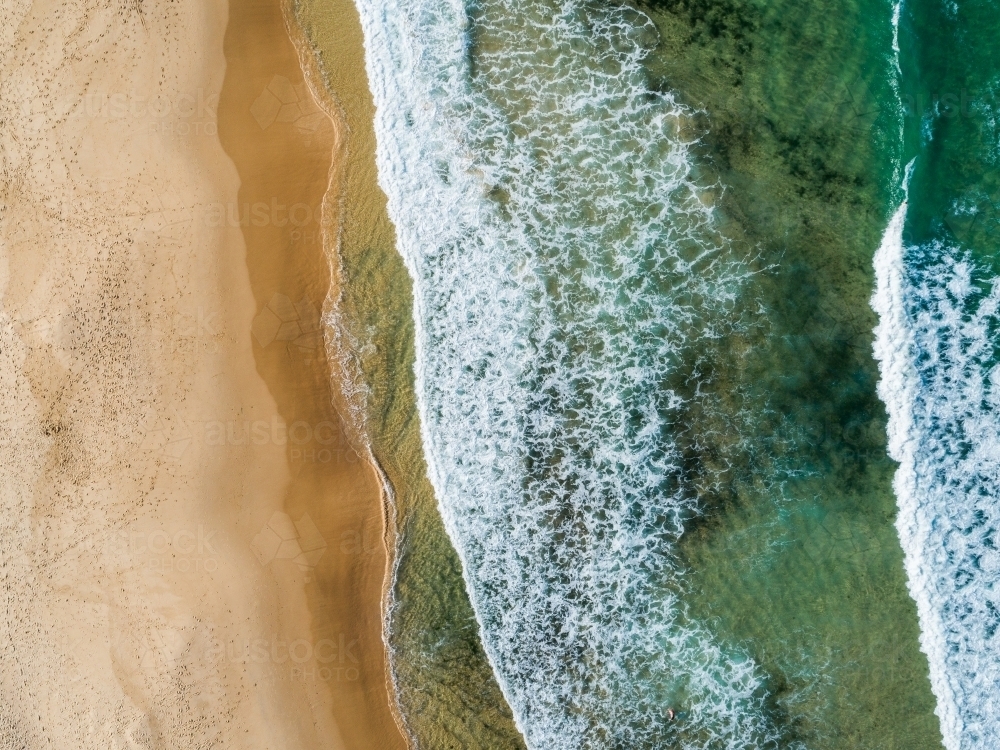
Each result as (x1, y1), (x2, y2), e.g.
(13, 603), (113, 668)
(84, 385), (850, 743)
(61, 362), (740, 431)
(873, 186), (1000, 749)
(352, 0), (788, 746)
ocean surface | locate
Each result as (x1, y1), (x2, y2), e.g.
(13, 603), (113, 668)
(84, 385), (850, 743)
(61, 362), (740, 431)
(301, 0), (999, 746)
(873, 1), (1000, 748)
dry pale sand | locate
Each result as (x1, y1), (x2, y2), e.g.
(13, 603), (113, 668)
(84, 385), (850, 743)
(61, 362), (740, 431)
(0, 0), (405, 747)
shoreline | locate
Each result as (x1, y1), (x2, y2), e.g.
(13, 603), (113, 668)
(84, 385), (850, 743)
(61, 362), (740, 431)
(273, 4), (413, 741)
(291, 0), (528, 744)
(217, 0), (407, 746)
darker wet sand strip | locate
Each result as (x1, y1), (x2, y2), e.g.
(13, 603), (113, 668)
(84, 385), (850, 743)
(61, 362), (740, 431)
(217, 0), (406, 747)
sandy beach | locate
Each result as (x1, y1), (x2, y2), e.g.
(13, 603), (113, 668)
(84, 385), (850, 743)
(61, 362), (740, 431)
(0, 0), (404, 747)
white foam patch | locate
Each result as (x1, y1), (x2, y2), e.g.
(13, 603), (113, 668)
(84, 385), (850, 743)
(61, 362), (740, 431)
(873, 185), (1000, 749)
(353, 0), (786, 746)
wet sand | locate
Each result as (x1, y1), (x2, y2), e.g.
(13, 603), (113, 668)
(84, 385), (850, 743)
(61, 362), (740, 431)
(292, 0), (526, 743)
(0, 0), (404, 746)
(218, 0), (406, 746)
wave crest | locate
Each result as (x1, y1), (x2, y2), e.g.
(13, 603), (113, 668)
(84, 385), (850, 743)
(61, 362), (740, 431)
(355, 0), (784, 746)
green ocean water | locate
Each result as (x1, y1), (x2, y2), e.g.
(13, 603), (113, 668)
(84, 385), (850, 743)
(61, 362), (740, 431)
(298, 0), (949, 745)
(872, 0), (1000, 746)
(637, 0), (940, 746)
(903, 0), (1000, 261)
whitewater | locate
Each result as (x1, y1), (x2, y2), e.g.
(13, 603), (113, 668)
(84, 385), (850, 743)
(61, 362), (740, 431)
(873, 200), (1000, 750)
(873, 132), (1000, 750)
(868, 0), (1000, 741)
(352, 0), (792, 746)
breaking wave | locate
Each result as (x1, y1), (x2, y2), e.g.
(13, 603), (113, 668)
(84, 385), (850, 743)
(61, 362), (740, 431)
(873, 165), (1000, 748)
(353, 0), (788, 746)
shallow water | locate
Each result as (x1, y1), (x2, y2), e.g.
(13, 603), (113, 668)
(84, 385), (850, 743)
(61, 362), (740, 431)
(343, 0), (945, 745)
(872, 1), (1000, 747)
(294, 0), (1000, 745)
(294, 0), (525, 745)
(640, 0), (940, 746)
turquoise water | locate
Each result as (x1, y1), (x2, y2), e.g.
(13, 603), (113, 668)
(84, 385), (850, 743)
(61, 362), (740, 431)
(872, 1), (1000, 747)
(333, 0), (999, 746)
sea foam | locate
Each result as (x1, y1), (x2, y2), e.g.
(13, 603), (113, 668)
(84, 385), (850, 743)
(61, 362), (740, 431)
(353, 0), (788, 746)
(874, 9), (1000, 743)
(873, 182), (1000, 748)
